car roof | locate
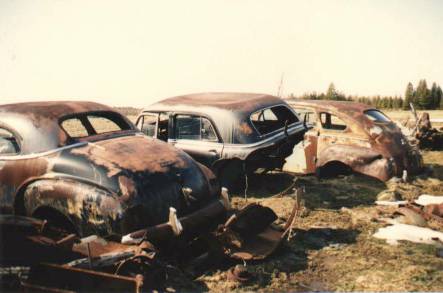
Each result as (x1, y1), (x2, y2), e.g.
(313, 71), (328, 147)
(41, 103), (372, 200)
(0, 101), (115, 122)
(145, 92), (286, 114)
(286, 99), (374, 115)
(0, 101), (127, 154)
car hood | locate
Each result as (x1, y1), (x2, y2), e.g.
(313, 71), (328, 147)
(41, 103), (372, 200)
(53, 135), (220, 230)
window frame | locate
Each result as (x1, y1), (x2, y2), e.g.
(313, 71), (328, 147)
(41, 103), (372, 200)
(319, 112), (348, 132)
(59, 111), (134, 141)
(249, 104), (300, 137)
(137, 112), (159, 138)
(293, 107), (317, 127)
(174, 114), (220, 143)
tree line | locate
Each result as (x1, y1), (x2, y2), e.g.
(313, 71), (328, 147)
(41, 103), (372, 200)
(288, 80), (443, 110)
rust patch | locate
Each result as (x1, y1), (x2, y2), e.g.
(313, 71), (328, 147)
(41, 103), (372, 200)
(238, 122), (253, 135)
(71, 136), (188, 177)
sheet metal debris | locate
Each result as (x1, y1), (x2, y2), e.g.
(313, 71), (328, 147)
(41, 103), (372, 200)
(1, 190), (300, 292)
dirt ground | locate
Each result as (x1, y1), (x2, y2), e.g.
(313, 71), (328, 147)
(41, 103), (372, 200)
(160, 150), (443, 292)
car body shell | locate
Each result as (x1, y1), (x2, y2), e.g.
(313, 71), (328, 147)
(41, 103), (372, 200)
(0, 101), (221, 237)
(137, 93), (308, 178)
(284, 99), (423, 181)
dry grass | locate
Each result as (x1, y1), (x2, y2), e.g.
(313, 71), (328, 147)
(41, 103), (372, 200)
(164, 151), (443, 292)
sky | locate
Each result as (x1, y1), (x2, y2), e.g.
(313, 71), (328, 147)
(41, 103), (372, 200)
(0, 0), (442, 107)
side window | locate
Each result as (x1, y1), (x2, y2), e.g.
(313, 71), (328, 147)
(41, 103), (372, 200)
(88, 115), (122, 134)
(0, 128), (20, 155)
(320, 112), (347, 131)
(61, 118), (89, 138)
(250, 105), (299, 135)
(138, 113), (158, 137)
(294, 108), (317, 126)
(175, 115), (218, 142)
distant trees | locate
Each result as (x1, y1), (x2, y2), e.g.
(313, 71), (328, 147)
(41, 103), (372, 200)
(289, 80), (442, 110)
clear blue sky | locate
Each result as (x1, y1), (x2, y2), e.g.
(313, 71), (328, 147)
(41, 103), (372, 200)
(0, 0), (442, 106)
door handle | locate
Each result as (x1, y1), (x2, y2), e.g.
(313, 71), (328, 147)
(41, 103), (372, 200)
(208, 149), (217, 154)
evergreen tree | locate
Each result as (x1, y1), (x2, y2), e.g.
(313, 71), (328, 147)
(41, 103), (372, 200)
(404, 82), (414, 110)
(416, 79), (432, 109)
(438, 85), (443, 109)
(326, 83), (338, 100)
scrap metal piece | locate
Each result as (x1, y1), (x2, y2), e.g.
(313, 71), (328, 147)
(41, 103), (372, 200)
(215, 196), (302, 261)
(22, 263), (144, 293)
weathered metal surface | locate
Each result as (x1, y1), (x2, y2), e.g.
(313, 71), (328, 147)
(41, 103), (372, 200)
(137, 93), (308, 185)
(0, 102), (222, 237)
(286, 99), (423, 181)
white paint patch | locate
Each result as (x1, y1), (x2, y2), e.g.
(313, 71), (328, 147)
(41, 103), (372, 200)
(373, 223), (443, 246)
(283, 141), (309, 173)
(415, 194), (443, 206)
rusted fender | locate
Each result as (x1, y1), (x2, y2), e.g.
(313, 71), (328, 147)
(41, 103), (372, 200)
(317, 145), (393, 181)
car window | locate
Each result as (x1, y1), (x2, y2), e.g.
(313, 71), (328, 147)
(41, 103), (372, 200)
(175, 115), (218, 141)
(88, 115), (122, 134)
(250, 105), (299, 135)
(138, 113), (158, 137)
(60, 112), (132, 140)
(61, 118), (89, 138)
(294, 108), (317, 126)
(320, 112), (347, 131)
(0, 128), (20, 155)
(364, 110), (391, 123)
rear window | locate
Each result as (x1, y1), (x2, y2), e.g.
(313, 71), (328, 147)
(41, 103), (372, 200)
(60, 112), (132, 139)
(364, 110), (391, 123)
(250, 105), (298, 135)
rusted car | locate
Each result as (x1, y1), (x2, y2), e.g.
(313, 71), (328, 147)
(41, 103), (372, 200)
(0, 101), (225, 237)
(283, 99), (423, 181)
(136, 93), (307, 188)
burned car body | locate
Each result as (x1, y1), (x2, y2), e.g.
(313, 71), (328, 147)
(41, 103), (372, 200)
(284, 99), (423, 181)
(0, 101), (222, 237)
(136, 93), (307, 187)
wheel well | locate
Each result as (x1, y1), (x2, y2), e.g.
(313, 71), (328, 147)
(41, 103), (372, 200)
(317, 160), (352, 177)
(32, 206), (78, 235)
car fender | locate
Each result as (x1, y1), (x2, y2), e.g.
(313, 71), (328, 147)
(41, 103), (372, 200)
(16, 175), (123, 236)
(317, 144), (393, 181)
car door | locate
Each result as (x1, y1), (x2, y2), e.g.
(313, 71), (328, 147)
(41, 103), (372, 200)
(137, 112), (169, 142)
(283, 108), (318, 174)
(169, 114), (223, 168)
